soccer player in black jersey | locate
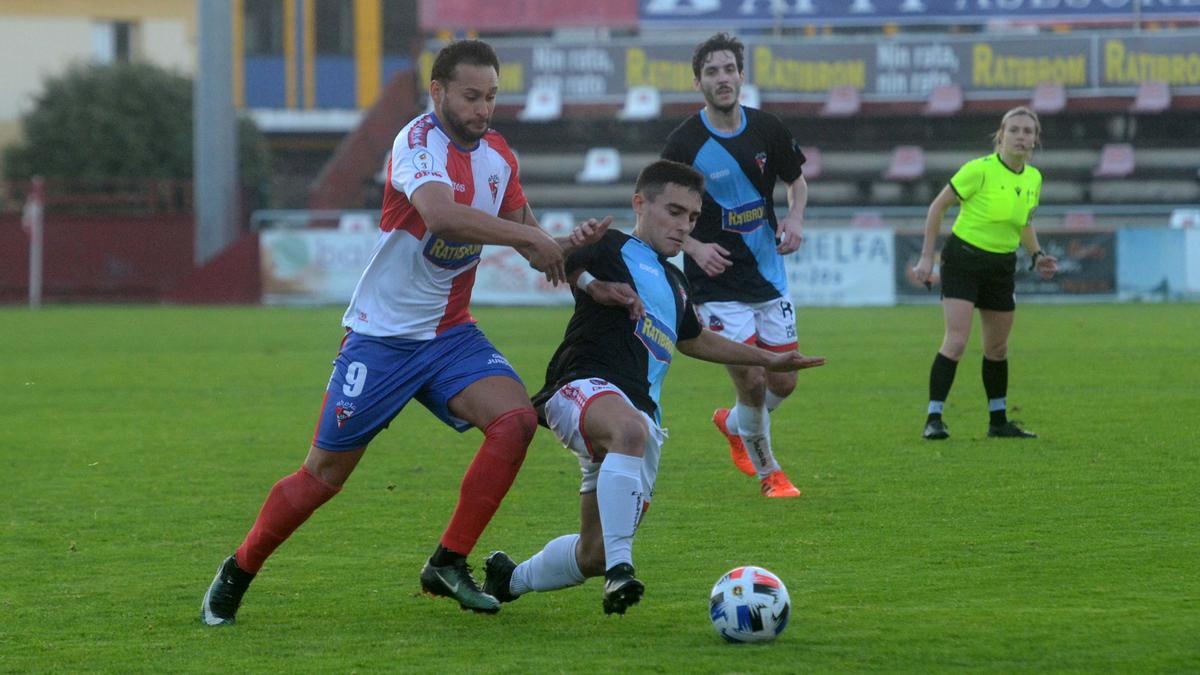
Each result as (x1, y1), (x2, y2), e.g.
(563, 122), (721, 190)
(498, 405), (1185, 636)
(481, 160), (825, 615)
(662, 33), (812, 498)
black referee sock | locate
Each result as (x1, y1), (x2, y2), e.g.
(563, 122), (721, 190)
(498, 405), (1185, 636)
(982, 357), (1009, 426)
(429, 544), (465, 567)
(927, 352), (959, 422)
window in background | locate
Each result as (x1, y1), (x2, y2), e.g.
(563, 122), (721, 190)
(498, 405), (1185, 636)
(316, 0), (354, 55)
(244, 0), (283, 55)
(91, 20), (136, 64)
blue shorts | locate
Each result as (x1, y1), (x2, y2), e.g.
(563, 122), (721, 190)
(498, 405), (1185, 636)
(312, 324), (522, 451)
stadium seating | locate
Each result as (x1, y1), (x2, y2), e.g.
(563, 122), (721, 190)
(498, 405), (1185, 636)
(1130, 81), (1171, 113)
(517, 85), (562, 122)
(576, 148), (621, 184)
(1030, 81), (1066, 113)
(850, 210), (885, 228)
(883, 145), (926, 181)
(1093, 143), (1135, 178)
(618, 86), (661, 121)
(800, 146), (822, 180)
(820, 86), (861, 117)
(739, 84), (761, 109)
(923, 84), (963, 117)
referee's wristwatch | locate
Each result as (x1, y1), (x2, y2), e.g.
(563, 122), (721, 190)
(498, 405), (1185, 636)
(1029, 250), (1043, 270)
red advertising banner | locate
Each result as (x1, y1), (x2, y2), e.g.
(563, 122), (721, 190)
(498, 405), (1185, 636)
(420, 0), (638, 32)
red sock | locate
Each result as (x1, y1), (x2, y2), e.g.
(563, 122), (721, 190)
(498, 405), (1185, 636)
(439, 408), (536, 555)
(235, 466), (341, 573)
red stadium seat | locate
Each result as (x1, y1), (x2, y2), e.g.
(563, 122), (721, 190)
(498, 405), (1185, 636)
(1030, 81), (1066, 114)
(1092, 143), (1135, 179)
(883, 145), (926, 181)
(1130, 81), (1171, 113)
(799, 146), (822, 180)
(850, 211), (885, 228)
(923, 84), (963, 117)
(820, 86), (860, 117)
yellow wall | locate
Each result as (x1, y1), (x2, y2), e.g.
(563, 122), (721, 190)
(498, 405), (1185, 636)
(0, 1), (195, 124)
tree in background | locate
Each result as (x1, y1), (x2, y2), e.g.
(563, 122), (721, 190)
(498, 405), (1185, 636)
(3, 61), (271, 210)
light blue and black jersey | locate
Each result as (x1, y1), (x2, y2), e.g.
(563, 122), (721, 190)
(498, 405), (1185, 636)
(662, 106), (805, 304)
(532, 230), (702, 424)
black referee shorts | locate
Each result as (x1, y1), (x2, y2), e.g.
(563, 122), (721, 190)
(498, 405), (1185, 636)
(939, 234), (1017, 312)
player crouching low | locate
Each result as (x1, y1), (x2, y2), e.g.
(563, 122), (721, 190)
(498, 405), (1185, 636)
(482, 160), (825, 615)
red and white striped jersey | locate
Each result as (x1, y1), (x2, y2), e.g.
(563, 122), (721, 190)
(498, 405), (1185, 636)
(341, 113), (526, 339)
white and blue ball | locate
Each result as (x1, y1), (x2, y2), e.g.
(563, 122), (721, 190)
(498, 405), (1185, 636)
(709, 566), (791, 643)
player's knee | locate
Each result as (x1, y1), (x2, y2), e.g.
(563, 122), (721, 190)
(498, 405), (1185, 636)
(483, 407), (538, 460)
(984, 344), (1008, 361)
(606, 417), (648, 458)
(940, 339), (967, 361)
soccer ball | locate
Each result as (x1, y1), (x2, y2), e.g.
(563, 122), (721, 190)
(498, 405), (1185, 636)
(708, 566), (791, 643)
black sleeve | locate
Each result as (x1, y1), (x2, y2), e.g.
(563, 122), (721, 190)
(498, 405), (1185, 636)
(661, 122), (698, 165)
(565, 241), (599, 276)
(768, 115), (803, 184)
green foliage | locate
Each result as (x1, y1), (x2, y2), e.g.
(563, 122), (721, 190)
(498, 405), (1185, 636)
(3, 62), (270, 198)
(0, 304), (1196, 671)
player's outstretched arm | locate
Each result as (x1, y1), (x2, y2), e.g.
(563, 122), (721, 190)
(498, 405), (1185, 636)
(567, 270), (645, 320)
(677, 329), (825, 371)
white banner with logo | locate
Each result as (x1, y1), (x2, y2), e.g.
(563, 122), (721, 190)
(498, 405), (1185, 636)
(261, 230), (379, 305)
(261, 228), (896, 307)
(785, 228), (896, 306)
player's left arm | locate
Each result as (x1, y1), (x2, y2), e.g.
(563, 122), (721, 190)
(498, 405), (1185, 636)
(1020, 217), (1058, 280)
(678, 329), (825, 371)
(776, 175), (808, 255)
(500, 205), (611, 254)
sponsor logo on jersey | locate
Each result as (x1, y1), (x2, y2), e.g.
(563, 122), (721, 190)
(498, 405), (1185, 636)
(639, 262), (660, 277)
(334, 400), (356, 429)
(589, 378), (609, 386)
(722, 198), (767, 234)
(755, 151), (767, 174)
(413, 170), (445, 180)
(452, 182), (467, 193)
(412, 150), (436, 172)
(635, 313), (677, 363)
(488, 174), (500, 203)
(487, 353), (511, 367)
(709, 168), (730, 180)
(424, 236), (482, 269)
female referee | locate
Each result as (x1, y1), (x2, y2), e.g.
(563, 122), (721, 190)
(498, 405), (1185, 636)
(912, 106), (1058, 441)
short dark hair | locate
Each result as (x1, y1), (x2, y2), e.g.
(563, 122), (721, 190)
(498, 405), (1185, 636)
(635, 160), (704, 202)
(431, 40), (500, 84)
(692, 32), (744, 79)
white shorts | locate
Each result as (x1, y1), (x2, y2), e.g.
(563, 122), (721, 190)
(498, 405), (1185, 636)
(541, 378), (665, 498)
(696, 298), (798, 351)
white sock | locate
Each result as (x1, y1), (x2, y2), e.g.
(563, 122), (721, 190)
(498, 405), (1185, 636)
(765, 390), (787, 413)
(597, 453), (645, 570)
(724, 405), (739, 435)
(736, 404), (780, 479)
(509, 533), (584, 596)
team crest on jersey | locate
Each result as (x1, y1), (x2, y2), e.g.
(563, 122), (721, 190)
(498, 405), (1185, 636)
(424, 236), (483, 270)
(722, 198), (767, 234)
(708, 315), (724, 332)
(334, 400), (356, 429)
(635, 313), (677, 364)
(755, 151), (767, 174)
(488, 174), (500, 203)
(1014, 186), (1022, 196)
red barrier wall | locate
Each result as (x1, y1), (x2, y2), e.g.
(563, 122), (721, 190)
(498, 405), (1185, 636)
(0, 214), (194, 303)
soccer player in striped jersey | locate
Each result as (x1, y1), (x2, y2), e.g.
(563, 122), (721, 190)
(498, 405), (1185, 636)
(481, 160), (825, 615)
(202, 40), (611, 625)
(662, 33), (813, 498)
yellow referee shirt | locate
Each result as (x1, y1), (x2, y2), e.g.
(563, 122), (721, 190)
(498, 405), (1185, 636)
(948, 154), (1042, 253)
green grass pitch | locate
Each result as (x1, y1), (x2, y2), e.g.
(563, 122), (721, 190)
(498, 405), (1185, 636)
(1, 303), (1197, 672)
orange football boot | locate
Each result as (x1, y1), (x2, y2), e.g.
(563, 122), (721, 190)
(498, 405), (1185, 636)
(760, 470), (801, 498)
(712, 408), (755, 477)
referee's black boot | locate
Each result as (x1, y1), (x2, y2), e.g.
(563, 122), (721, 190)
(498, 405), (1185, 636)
(988, 421), (1038, 438)
(923, 418), (950, 440)
(602, 563), (644, 615)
